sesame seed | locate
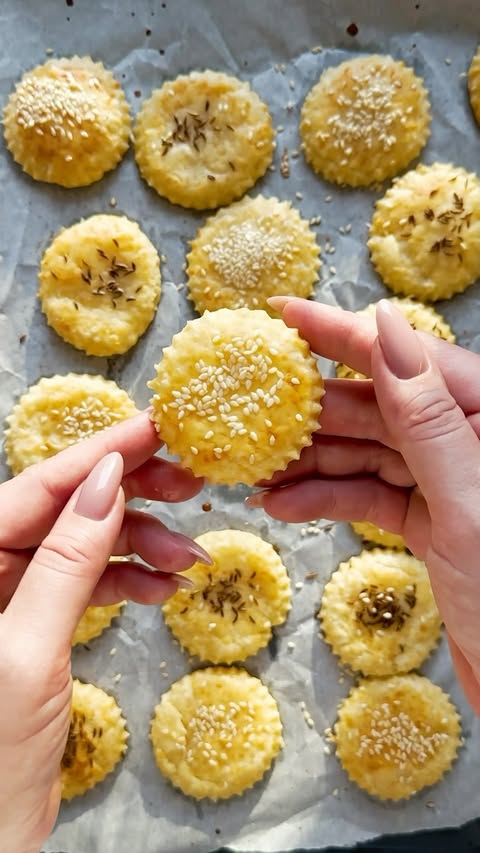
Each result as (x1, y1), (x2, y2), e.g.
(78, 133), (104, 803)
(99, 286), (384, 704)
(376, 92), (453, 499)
(318, 64), (412, 156)
(57, 397), (123, 443)
(295, 191), (303, 200)
(207, 221), (293, 292)
(295, 581), (304, 590)
(287, 641), (296, 651)
(14, 69), (103, 143)
(113, 673), (122, 683)
(110, 647), (117, 656)
(357, 702), (450, 768)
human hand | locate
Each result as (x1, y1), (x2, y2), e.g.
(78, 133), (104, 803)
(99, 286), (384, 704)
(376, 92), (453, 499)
(247, 296), (480, 715)
(0, 410), (208, 853)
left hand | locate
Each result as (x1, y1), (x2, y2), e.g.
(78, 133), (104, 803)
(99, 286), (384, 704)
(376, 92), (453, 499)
(0, 410), (207, 853)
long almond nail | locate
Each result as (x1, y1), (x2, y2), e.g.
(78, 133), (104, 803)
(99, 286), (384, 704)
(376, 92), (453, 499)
(169, 532), (213, 565)
(245, 491), (267, 508)
(175, 575), (195, 589)
(376, 300), (428, 379)
(74, 453), (124, 521)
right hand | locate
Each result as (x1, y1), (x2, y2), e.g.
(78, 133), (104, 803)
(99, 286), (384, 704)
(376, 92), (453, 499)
(248, 297), (480, 714)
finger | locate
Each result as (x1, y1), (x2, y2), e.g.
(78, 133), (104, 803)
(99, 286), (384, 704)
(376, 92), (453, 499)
(247, 476), (432, 557)
(122, 456), (203, 503)
(112, 509), (212, 571)
(373, 300), (480, 558)
(257, 435), (414, 488)
(248, 476), (411, 526)
(446, 632), (480, 717)
(0, 411), (161, 548)
(270, 297), (480, 414)
(0, 509), (212, 607)
(89, 561), (193, 606)
(320, 379), (396, 447)
(0, 549), (31, 611)
(4, 453), (125, 653)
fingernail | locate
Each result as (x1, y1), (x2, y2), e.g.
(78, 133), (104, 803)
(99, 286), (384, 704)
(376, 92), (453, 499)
(169, 532), (213, 565)
(175, 575), (195, 589)
(245, 490), (267, 508)
(267, 295), (299, 311)
(376, 300), (428, 379)
(74, 452), (124, 521)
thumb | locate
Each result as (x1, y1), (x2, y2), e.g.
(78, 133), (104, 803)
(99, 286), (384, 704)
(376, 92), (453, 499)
(6, 452), (125, 655)
(372, 300), (480, 549)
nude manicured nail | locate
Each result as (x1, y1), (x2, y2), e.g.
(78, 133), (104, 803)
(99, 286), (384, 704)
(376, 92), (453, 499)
(245, 491), (267, 508)
(175, 575), (195, 589)
(267, 295), (299, 311)
(376, 300), (428, 379)
(169, 532), (213, 565)
(74, 452), (124, 521)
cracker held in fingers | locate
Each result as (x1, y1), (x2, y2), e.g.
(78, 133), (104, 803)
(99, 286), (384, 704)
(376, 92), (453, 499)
(148, 307), (324, 486)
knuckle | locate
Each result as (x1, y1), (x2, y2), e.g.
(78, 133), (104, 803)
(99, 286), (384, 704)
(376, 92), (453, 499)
(36, 529), (96, 578)
(401, 387), (463, 444)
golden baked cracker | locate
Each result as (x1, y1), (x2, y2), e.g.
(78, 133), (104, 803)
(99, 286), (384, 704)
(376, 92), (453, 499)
(3, 56), (130, 187)
(468, 46), (480, 126)
(134, 71), (274, 209)
(336, 296), (455, 380)
(163, 529), (291, 662)
(72, 603), (125, 646)
(351, 521), (406, 551)
(4, 373), (137, 475)
(319, 549), (441, 676)
(38, 214), (161, 357)
(186, 195), (320, 314)
(61, 680), (128, 800)
(368, 162), (480, 301)
(148, 307), (324, 486)
(334, 675), (461, 800)
(300, 55), (430, 187)
(150, 667), (283, 799)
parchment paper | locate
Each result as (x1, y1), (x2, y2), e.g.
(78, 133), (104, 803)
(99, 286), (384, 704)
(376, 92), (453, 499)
(1, 0), (480, 850)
